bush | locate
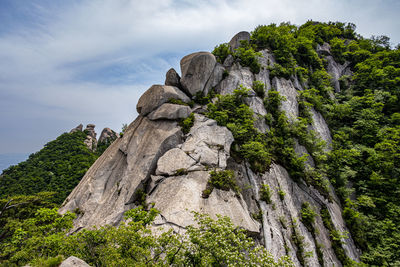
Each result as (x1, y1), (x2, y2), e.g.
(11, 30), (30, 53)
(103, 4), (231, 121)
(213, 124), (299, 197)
(241, 141), (271, 173)
(253, 80), (266, 98)
(179, 113), (195, 134)
(212, 43), (231, 64)
(300, 202), (316, 233)
(260, 184), (272, 204)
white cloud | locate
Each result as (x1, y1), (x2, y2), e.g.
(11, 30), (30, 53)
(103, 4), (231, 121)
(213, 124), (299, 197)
(0, 0), (399, 153)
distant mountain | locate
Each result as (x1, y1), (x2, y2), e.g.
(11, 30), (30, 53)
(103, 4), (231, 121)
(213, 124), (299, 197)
(0, 153), (29, 172)
(0, 124), (117, 204)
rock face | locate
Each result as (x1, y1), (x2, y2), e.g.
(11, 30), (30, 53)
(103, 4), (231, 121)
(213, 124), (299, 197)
(229, 31), (251, 52)
(180, 52), (217, 96)
(70, 124), (83, 133)
(83, 124), (97, 151)
(148, 103), (191, 121)
(60, 117), (183, 228)
(165, 68), (181, 87)
(59, 256), (90, 267)
(61, 32), (361, 266)
(98, 128), (117, 143)
(136, 85), (190, 115)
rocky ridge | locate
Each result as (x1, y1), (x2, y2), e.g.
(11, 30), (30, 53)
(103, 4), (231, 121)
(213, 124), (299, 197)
(60, 32), (360, 266)
(70, 124), (117, 152)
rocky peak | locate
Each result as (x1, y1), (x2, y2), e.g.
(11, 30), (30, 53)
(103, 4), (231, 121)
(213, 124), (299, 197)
(229, 31), (250, 52)
(84, 124), (96, 139)
(60, 31), (360, 266)
(98, 128), (117, 144)
(69, 124), (83, 133)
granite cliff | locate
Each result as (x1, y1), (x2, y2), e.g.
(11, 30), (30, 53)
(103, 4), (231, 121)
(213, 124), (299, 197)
(60, 31), (360, 266)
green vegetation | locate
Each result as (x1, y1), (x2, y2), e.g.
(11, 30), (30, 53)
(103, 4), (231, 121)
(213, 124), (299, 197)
(210, 21), (399, 264)
(0, 206), (293, 266)
(260, 184), (272, 204)
(202, 170), (239, 198)
(179, 113), (195, 134)
(252, 80), (266, 98)
(0, 131), (99, 204)
(300, 202), (317, 234)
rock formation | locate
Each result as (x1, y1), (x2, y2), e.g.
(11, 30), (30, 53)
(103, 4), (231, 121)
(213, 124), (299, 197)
(61, 31), (360, 266)
(69, 124), (117, 152)
(98, 128), (117, 144)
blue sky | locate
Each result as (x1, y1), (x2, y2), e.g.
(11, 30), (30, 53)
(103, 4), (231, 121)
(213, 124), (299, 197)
(0, 0), (399, 154)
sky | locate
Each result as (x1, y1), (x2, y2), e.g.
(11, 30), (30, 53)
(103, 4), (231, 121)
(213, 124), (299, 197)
(0, 0), (399, 155)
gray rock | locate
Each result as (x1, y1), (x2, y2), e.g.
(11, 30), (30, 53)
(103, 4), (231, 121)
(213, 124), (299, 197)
(98, 128), (117, 143)
(180, 52), (216, 96)
(83, 135), (97, 151)
(59, 256), (90, 267)
(223, 54), (234, 68)
(156, 148), (196, 176)
(257, 49), (275, 68)
(316, 42), (332, 56)
(147, 171), (260, 233)
(255, 68), (271, 92)
(310, 108), (332, 148)
(59, 116), (183, 229)
(165, 68), (181, 87)
(203, 63), (225, 96)
(326, 55), (351, 92)
(181, 114), (233, 168)
(245, 163), (360, 265)
(272, 77), (298, 119)
(229, 31), (250, 52)
(217, 64), (254, 95)
(70, 124), (83, 133)
(85, 124), (96, 139)
(136, 85), (190, 115)
(148, 103), (191, 121)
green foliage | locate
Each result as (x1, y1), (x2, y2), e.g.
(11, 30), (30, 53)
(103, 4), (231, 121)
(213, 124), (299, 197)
(203, 170), (238, 198)
(212, 43), (231, 64)
(179, 113), (195, 134)
(0, 131), (99, 204)
(1, 206), (293, 266)
(168, 98), (191, 107)
(320, 207), (354, 266)
(233, 41), (262, 73)
(241, 141), (272, 173)
(253, 80), (266, 98)
(300, 202), (317, 234)
(260, 184), (272, 204)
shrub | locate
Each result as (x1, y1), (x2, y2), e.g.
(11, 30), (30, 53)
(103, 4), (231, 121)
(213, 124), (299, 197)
(179, 113), (195, 134)
(212, 43), (231, 64)
(241, 141), (271, 173)
(260, 184), (272, 204)
(300, 202), (317, 233)
(253, 80), (266, 98)
(203, 170), (239, 198)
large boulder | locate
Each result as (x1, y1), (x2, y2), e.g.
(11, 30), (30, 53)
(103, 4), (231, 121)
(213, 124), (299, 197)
(180, 52), (216, 96)
(59, 256), (90, 267)
(98, 127), (117, 143)
(229, 31), (250, 52)
(181, 114), (233, 168)
(147, 171), (260, 233)
(147, 103), (191, 121)
(155, 148), (196, 176)
(136, 85), (190, 116)
(165, 68), (181, 87)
